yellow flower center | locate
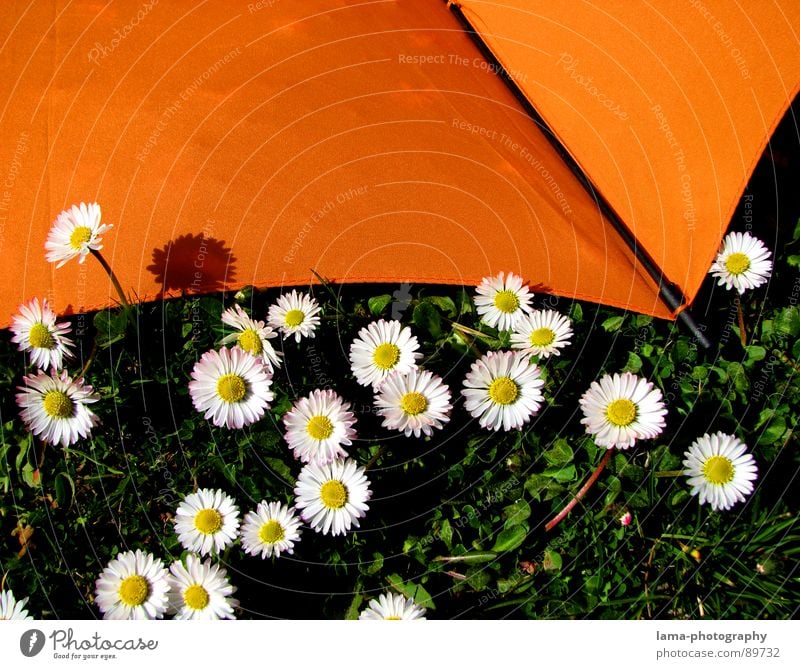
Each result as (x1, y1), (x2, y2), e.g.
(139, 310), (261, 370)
(216, 373), (247, 403)
(42, 390), (73, 418)
(373, 343), (401, 370)
(703, 455), (735, 485)
(529, 327), (555, 347)
(493, 290), (519, 314)
(259, 519), (285, 544)
(194, 508), (223, 534)
(284, 309), (306, 327)
(606, 398), (637, 427)
(400, 392), (428, 416)
(306, 415), (334, 440)
(183, 584), (210, 611)
(488, 376), (519, 405)
(724, 252), (751, 276)
(118, 575), (150, 607)
(69, 226), (92, 249)
(320, 480), (347, 509)
(237, 329), (263, 355)
(386, 616), (402, 620)
(29, 322), (55, 349)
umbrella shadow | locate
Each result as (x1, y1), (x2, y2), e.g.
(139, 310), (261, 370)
(146, 233), (237, 297)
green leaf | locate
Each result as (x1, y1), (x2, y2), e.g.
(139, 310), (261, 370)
(491, 525), (527, 552)
(368, 294), (392, 316)
(787, 254), (800, 268)
(622, 351), (643, 373)
(570, 303), (583, 323)
(433, 552), (497, 564)
(502, 500), (531, 527)
(745, 345), (767, 363)
(465, 567), (492, 591)
(264, 457), (294, 484)
(344, 591), (364, 620)
(543, 464), (576, 482)
(358, 552), (384, 576)
(602, 316), (625, 333)
(386, 574), (436, 610)
(543, 439), (574, 466)
(542, 549), (562, 571)
(757, 415), (786, 446)
(425, 296), (457, 318)
(412, 302), (442, 338)
(774, 306), (800, 337)
(94, 308), (129, 348)
(54, 472), (75, 508)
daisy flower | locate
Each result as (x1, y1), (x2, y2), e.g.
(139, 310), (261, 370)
(374, 369), (452, 438)
(188, 346), (273, 429)
(220, 304), (282, 370)
(94, 549), (170, 620)
(349, 319), (421, 388)
(283, 389), (357, 465)
(268, 290), (322, 342)
(166, 553), (238, 620)
(0, 590), (33, 620)
(16, 370), (100, 447)
(473, 271), (534, 331)
(175, 488), (240, 556)
(709, 231), (773, 294)
(10, 297), (74, 371)
(294, 458), (371, 536)
(359, 592), (427, 620)
(461, 350), (544, 431)
(45, 202), (112, 267)
(511, 309), (573, 358)
(579, 372), (667, 449)
(240, 500), (302, 559)
(683, 432), (758, 511)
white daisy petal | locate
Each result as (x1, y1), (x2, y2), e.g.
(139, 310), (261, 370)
(682, 432), (758, 511)
(45, 202), (112, 268)
(294, 459), (371, 536)
(94, 549), (169, 620)
(16, 370), (100, 447)
(240, 500), (302, 559)
(283, 389), (357, 464)
(188, 347), (274, 429)
(166, 553), (238, 620)
(267, 290), (322, 342)
(461, 350), (544, 431)
(359, 592), (427, 620)
(220, 304), (282, 370)
(10, 297), (75, 371)
(375, 369), (452, 438)
(709, 231), (773, 294)
(349, 319), (421, 389)
(174, 488), (240, 557)
(0, 589), (34, 620)
(579, 372), (666, 449)
(473, 271), (534, 331)
(510, 309), (573, 358)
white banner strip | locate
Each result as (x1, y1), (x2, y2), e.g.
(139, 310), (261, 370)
(1, 619), (797, 668)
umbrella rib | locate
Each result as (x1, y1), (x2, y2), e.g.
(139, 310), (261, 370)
(445, 1), (711, 348)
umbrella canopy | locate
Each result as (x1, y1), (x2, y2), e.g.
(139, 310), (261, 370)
(1, 0), (798, 328)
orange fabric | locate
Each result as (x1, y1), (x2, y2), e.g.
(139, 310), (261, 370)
(0, 1), (796, 329)
(458, 0), (800, 311)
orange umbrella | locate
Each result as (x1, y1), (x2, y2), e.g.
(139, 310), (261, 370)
(1, 0), (798, 337)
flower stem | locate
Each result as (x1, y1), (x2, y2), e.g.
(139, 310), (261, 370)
(545, 449), (613, 532)
(737, 300), (747, 347)
(91, 249), (129, 309)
